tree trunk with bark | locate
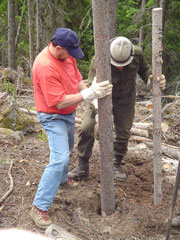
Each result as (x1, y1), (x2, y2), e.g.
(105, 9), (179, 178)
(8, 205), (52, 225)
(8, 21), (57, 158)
(139, 0), (147, 49)
(8, 0), (16, 69)
(92, 0), (115, 216)
(28, 0), (34, 77)
(15, 0), (26, 49)
(108, 0), (118, 39)
(153, 0), (159, 7)
(152, 8), (163, 205)
(160, 0), (167, 29)
(36, 0), (40, 55)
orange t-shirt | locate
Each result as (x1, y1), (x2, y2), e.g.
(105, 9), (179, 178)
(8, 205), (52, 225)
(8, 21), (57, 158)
(33, 44), (82, 114)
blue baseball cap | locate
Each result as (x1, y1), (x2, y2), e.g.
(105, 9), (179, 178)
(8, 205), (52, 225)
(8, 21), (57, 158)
(51, 28), (84, 59)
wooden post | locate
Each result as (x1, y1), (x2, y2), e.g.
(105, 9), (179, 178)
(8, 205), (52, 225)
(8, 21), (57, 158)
(152, 8), (163, 205)
(92, 0), (115, 216)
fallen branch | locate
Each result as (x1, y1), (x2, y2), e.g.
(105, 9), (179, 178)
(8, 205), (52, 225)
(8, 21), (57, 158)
(19, 108), (82, 124)
(0, 160), (14, 205)
(0, 204), (5, 213)
(162, 95), (180, 99)
(45, 224), (82, 240)
(19, 108), (36, 115)
(130, 135), (152, 143)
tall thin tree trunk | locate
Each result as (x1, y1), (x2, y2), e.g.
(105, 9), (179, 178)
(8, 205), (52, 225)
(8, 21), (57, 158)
(15, 0), (26, 49)
(153, 0), (159, 7)
(152, 8), (163, 206)
(28, 0), (34, 77)
(92, 0), (115, 216)
(108, 0), (117, 39)
(160, 0), (167, 29)
(8, 0), (16, 69)
(139, 0), (147, 49)
(36, 0), (40, 55)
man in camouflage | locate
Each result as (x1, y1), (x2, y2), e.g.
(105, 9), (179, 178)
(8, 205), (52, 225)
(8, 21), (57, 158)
(69, 36), (166, 181)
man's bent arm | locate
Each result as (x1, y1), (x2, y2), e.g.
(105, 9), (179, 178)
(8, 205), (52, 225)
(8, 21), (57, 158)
(56, 80), (87, 109)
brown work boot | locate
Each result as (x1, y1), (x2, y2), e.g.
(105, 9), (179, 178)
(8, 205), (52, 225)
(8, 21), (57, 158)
(114, 165), (127, 181)
(171, 216), (180, 228)
(113, 156), (127, 181)
(61, 178), (79, 188)
(68, 157), (89, 181)
(30, 205), (52, 229)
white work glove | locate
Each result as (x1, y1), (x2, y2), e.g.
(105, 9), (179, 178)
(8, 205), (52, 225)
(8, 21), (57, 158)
(81, 77), (112, 103)
(92, 76), (112, 98)
(147, 74), (166, 91)
(92, 99), (98, 110)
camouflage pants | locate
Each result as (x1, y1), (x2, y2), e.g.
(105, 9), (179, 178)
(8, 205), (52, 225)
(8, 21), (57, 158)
(77, 88), (136, 163)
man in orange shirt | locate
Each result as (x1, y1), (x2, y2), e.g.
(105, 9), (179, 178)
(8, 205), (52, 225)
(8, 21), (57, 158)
(30, 28), (112, 229)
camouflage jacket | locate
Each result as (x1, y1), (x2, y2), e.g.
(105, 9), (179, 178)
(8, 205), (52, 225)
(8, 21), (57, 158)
(88, 46), (150, 99)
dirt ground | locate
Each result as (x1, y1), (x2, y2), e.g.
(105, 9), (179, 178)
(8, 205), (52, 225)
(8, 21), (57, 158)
(1, 93), (180, 240)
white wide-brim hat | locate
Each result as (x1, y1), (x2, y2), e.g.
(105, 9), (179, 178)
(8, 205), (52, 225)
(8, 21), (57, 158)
(110, 37), (134, 67)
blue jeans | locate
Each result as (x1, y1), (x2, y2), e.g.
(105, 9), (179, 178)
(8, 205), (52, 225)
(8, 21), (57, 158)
(33, 111), (75, 211)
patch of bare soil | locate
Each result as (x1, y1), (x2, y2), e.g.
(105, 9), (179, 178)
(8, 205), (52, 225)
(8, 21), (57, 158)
(0, 100), (180, 240)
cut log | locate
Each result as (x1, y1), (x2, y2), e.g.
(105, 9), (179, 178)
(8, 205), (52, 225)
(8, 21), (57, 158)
(133, 122), (152, 129)
(146, 142), (180, 160)
(130, 135), (180, 159)
(132, 122), (169, 133)
(130, 135), (152, 143)
(130, 135), (180, 150)
(130, 127), (149, 138)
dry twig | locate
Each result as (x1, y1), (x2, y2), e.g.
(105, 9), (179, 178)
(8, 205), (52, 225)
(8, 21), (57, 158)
(0, 160), (14, 205)
(0, 204), (5, 213)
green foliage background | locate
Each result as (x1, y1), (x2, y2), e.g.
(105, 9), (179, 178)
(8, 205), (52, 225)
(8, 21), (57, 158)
(0, 0), (180, 84)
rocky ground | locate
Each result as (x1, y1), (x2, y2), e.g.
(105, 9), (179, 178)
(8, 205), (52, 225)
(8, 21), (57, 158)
(1, 86), (180, 240)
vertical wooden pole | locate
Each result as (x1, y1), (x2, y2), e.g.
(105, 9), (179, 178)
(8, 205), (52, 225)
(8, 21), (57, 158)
(152, 8), (163, 205)
(92, 0), (115, 216)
